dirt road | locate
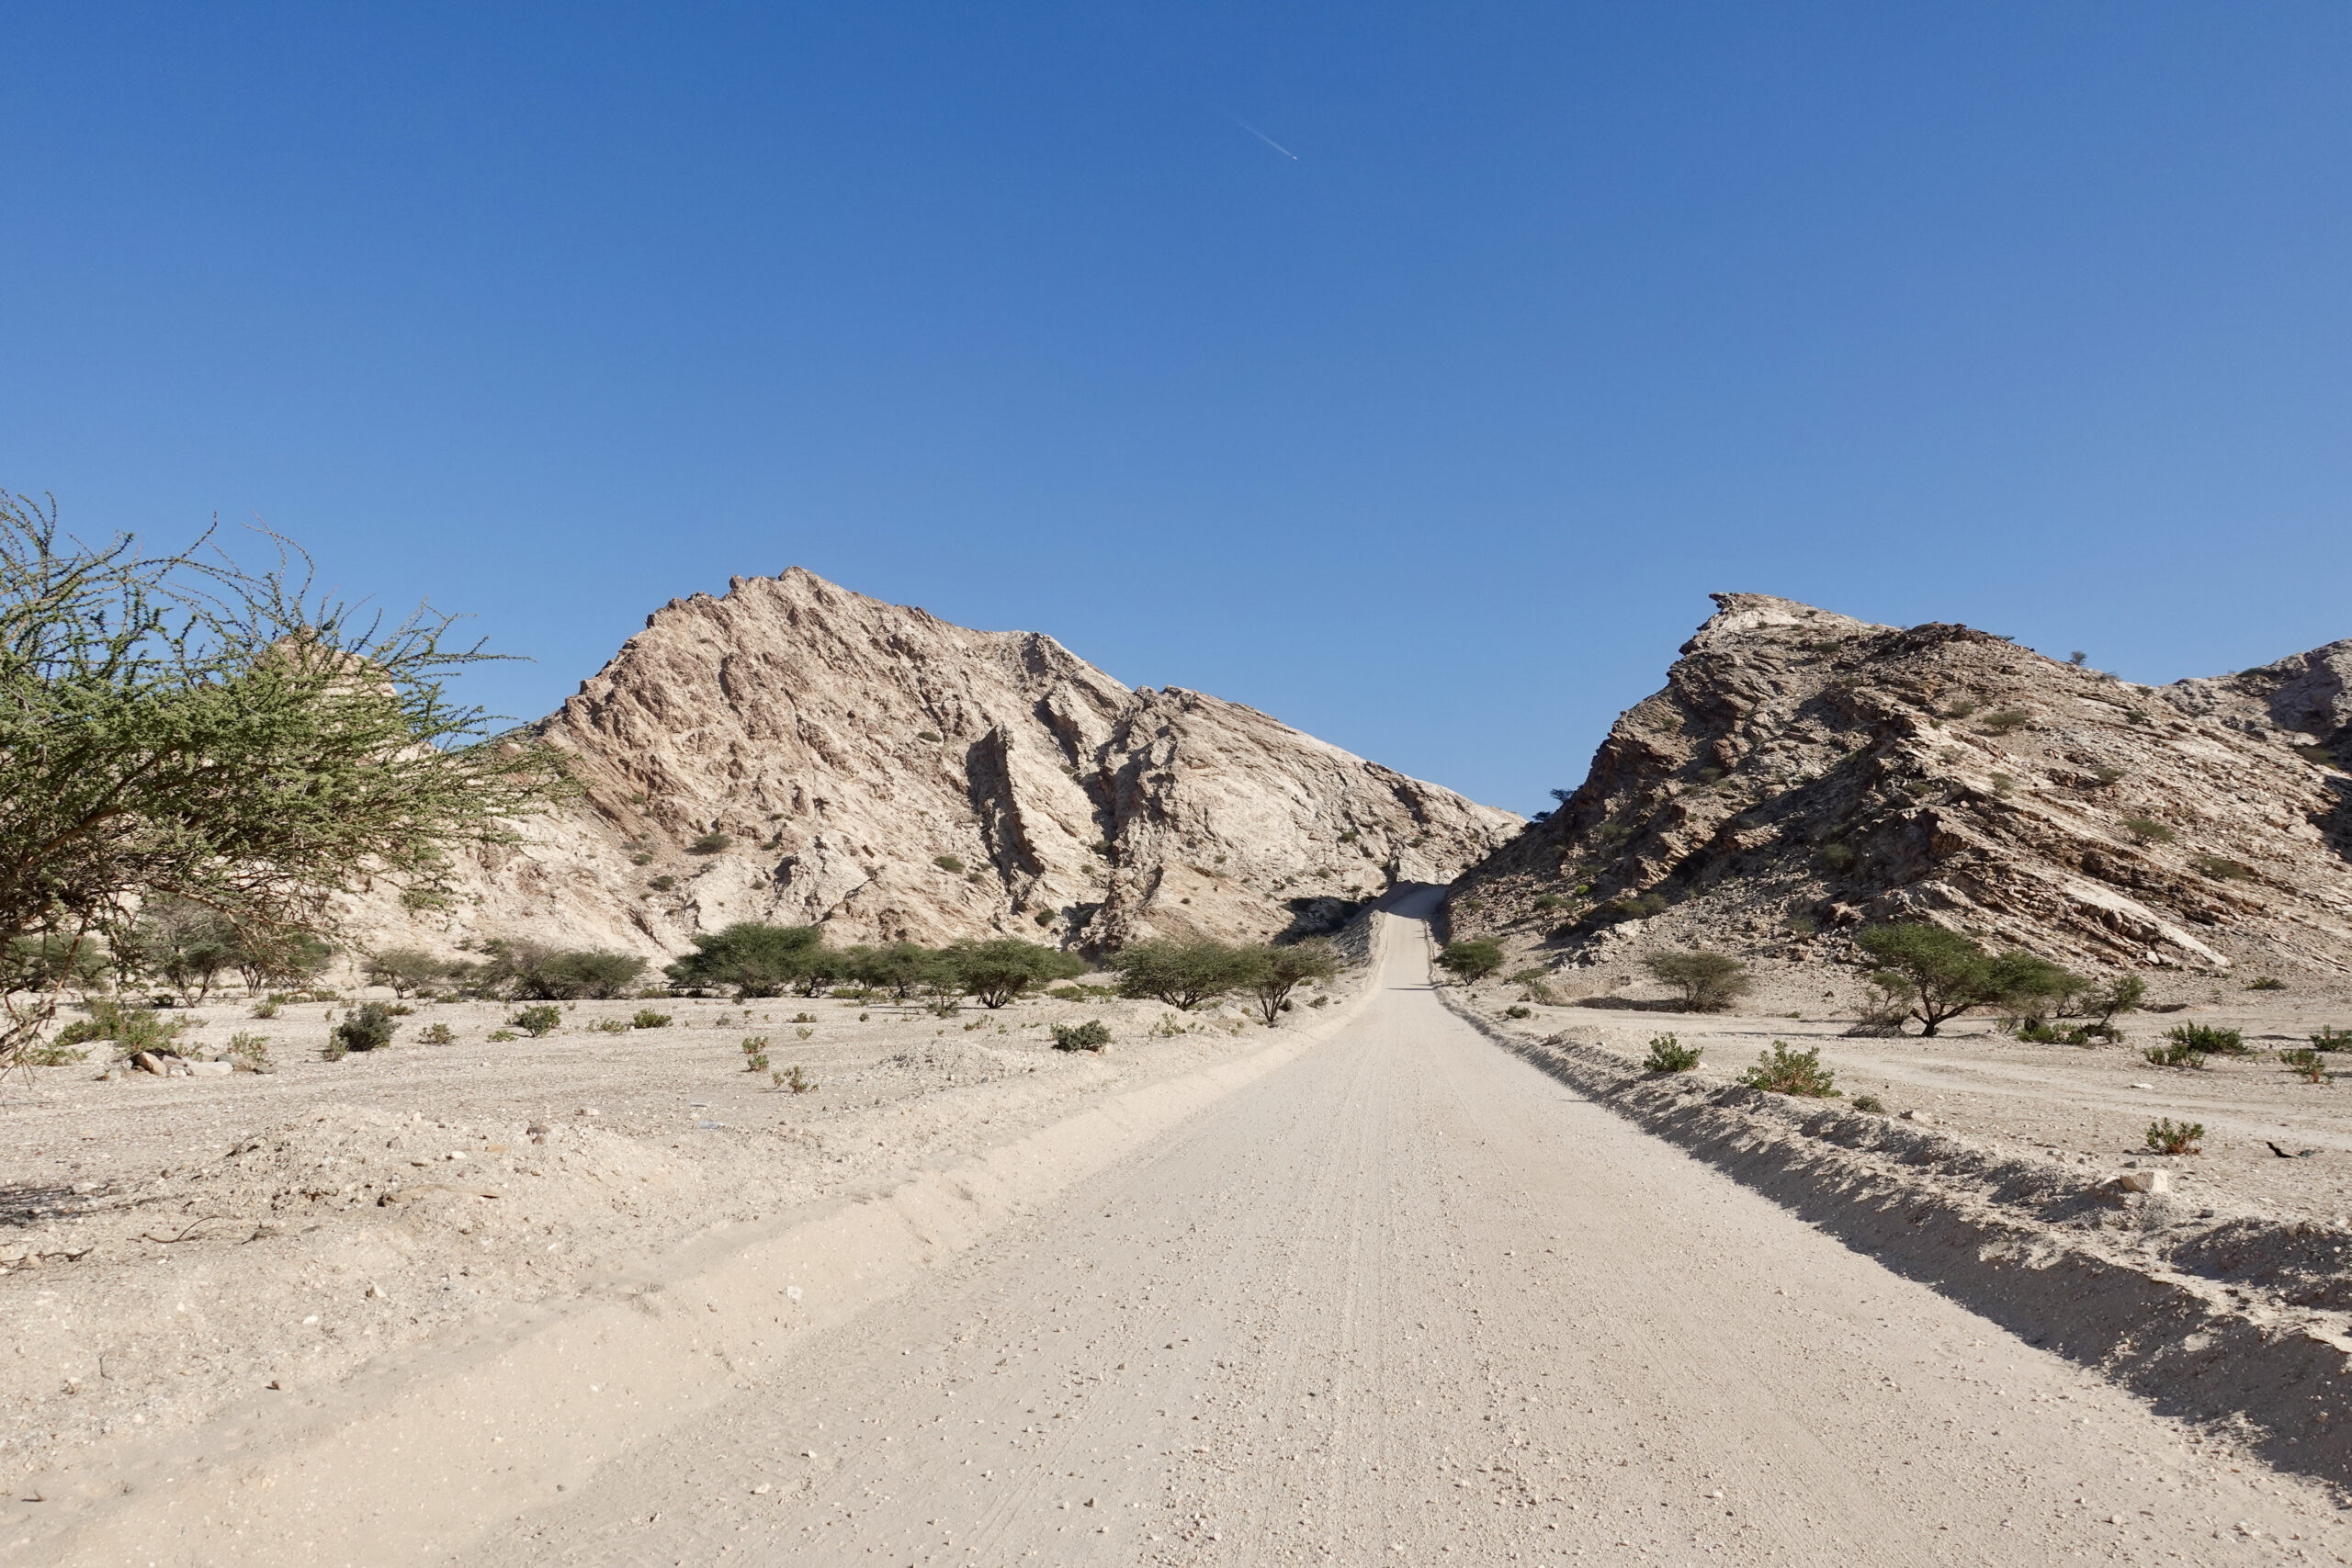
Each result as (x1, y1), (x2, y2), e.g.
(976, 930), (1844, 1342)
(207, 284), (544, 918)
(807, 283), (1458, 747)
(461, 894), (2351, 1566)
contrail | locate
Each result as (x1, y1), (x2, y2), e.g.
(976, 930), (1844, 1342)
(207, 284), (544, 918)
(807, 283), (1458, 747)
(1229, 115), (1299, 161)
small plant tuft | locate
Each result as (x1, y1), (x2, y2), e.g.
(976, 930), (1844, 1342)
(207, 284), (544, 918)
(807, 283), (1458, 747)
(226, 1032), (272, 1070)
(741, 1037), (771, 1073)
(418, 1021), (455, 1044)
(688, 831), (732, 855)
(510, 1003), (562, 1037)
(2281, 1048), (2330, 1084)
(1850, 1093), (1886, 1113)
(1503, 1003), (1533, 1020)
(933, 854), (965, 874)
(2166, 1022), (2246, 1055)
(1738, 1042), (1838, 1097)
(1051, 1020), (1112, 1053)
(2191, 853), (2255, 882)
(775, 1064), (814, 1092)
(330, 1001), (398, 1056)
(1644, 1032), (1702, 1074)
(2312, 1027), (2352, 1053)
(2145, 1118), (2205, 1156)
(631, 1008), (673, 1029)
(2120, 817), (2175, 845)
(2247, 976), (2286, 991)
(485, 1028), (518, 1042)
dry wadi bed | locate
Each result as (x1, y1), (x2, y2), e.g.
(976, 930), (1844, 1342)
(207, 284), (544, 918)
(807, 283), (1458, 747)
(0, 981), (1328, 1492)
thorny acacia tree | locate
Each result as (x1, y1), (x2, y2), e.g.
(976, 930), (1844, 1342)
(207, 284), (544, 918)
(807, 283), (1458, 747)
(0, 491), (570, 1066)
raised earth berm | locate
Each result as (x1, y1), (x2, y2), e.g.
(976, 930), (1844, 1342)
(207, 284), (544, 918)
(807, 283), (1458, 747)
(338, 569), (1516, 961)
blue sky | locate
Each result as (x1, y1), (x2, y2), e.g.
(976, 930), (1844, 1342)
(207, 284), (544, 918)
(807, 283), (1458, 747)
(6, 3), (2348, 812)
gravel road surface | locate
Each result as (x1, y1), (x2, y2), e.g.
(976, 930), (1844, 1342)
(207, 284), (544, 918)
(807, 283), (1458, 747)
(469, 894), (2351, 1566)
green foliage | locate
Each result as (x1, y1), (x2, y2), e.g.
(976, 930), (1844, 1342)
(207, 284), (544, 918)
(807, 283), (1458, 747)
(1112, 939), (1258, 1010)
(1738, 1042), (1838, 1097)
(418, 1021), (454, 1044)
(631, 1008), (673, 1029)
(775, 1064), (813, 1092)
(741, 1036), (770, 1073)
(2190, 853), (2254, 882)
(0, 491), (568, 1069)
(1238, 941), (1340, 1025)
(1644, 1032), (1702, 1073)
(331, 1001), (398, 1055)
(485, 1028), (517, 1042)
(688, 831), (732, 854)
(2281, 1048), (2329, 1083)
(2165, 1022), (2247, 1055)
(1532, 894), (1566, 912)
(1435, 939), (1506, 983)
(590, 1017), (629, 1033)
(509, 1003), (562, 1037)
(915, 729), (942, 742)
(128, 897), (243, 1003)
(1855, 923), (2083, 1037)
(2247, 976), (2286, 991)
(478, 939), (648, 1000)
(933, 854), (965, 874)
(20, 1038), (88, 1066)
(1051, 1020), (1112, 1053)
(664, 922), (823, 998)
(1980, 709), (2031, 735)
(1603, 891), (1670, 921)
(1642, 951), (1752, 1012)
(945, 939), (1085, 1009)
(52, 996), (186, 1055)
(2313, 1027), (2352, 1053)
(226, 1031), (272, 1069)
(1503, 1004), (1533, 1019)
(1850, 1093), (1886, 1113)
(649, 874), (675, 892)
(2291, 741), (2342, 769)
(4, 932), (109, 994)
(364, 947), (452, 998)
(2144, 1118), (2204, 1156)
(2143, 1038), (2209, 1069)
(2120, 817), (2175, 845)
(2090, 975), (2146, 1023)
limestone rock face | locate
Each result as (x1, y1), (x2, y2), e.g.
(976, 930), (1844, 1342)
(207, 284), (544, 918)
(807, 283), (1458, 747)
(1445, 593), (2352, 976)
(345, 569), (1516, 959)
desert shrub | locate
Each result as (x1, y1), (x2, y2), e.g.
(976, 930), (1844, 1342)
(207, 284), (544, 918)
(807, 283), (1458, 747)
(741, 1036), (770, 1073)
(2313, 1027), (2352, 1053)
(2247, 976), (2286, 991)
(2281, 1048), (2329, 1083)
(2166, 1022), (2246, 1055)
(1532, 895), (1566, 912)
(1237, 942), (1340, 1026)
(933, 854), (965, 874)
(1738, 1042), (1838, 1098)
(479, 941), (647, 1000)
(665, 922), (823, 998)
(590, 1017), (629, 1033)
(775, 1064), (813, 1092)
(20, 1039), (87, 1066)
(1603, 892), (1669, 921)
(2091, 766), (2126, 785)
(1503, 1003), (1533, 1020)
(226, 1032), (272, 1070)
(631, 1009), (673, 1029)
(1046, 985), (1087, 1002)
(1943, 697), (1979, 719)
(1435, 940), (1506, 983)
(630, 852), (653, 866)
(2120, 817), (2175, 845)
(510, 1003), (562, 1037)
(1644, 1033), (1702, 1073)
(2088, 975), (2146, 1024)
(1850, 1093), (1886, 1113)
(52, 997), (186, 1055)
(1642, 951), (1752, 1012)
(1980, 709), (2030, 735)
(795, 1026), (813, 1040)
(1112, 939), (1257, 1010)
(945, 939), (1085, 1009)
(2145, 1118), (2204, 1156)
(363, 948), (452, 998)
(2191, 853), (2254, 881)
(331, 1001), (398, 1055)
(688, 831), (732, 855)
(649, 874), (675, 892)
(486, 1028), (517, 1042)
(2143, 1038), (2208, 1069)
(418, 1021), (455, 1044)
(251, 997), (280, 1019)
(4, 933), (110, 995)
(1051, 1020), (1112, 1053)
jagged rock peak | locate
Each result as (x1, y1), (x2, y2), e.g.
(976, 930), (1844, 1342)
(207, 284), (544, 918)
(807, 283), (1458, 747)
(1446, 593), (2352, 978)
(350, 569), (1518, 959)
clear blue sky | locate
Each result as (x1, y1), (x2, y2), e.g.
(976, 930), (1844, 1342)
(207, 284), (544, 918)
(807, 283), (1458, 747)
(6, 3), (2348, 813)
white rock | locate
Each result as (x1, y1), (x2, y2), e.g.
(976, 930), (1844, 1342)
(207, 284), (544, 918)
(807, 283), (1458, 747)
(2115, 1170), (2172, 1194)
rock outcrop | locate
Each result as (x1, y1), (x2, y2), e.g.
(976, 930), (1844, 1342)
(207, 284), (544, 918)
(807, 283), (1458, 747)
(345, 569), (1517, 958)
(1445, 593), (2352, 977)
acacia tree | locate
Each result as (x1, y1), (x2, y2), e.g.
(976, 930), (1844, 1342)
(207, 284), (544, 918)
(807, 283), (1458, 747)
(0, 492), (570, 1066)
(1110, 939), (1256, 1010)
(1237, 941), (1340, 1026)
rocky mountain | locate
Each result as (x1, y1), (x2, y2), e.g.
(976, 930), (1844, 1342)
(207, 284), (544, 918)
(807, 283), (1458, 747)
(346, 569), (1518, 959)
(1444, 592), (2352, 979)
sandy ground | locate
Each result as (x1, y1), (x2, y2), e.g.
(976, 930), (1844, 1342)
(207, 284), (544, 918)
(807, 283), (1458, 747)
(13, 907), (2352, 1564)
(1473, 985), (2352, 1228)
(0, 978), (1315, 1497)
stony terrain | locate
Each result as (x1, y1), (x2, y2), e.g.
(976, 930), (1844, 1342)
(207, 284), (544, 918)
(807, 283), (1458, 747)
(344, 568), (1517, 960)
(1446, 592), (2352, 983)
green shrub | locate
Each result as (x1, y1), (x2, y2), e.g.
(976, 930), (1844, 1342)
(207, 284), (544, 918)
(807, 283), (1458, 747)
(52, 997), (187, 1056)
(2120, 817), (2175, 845)
(363, 947), (452, 998)
(2145, 1118), (2204, 1156)
(1603, 891), (1669, 921)
(1644, 1033), (1702, 1073)
(251, 997), (280, 1019)
(2313, 1027), (2352, 1053)
(689, 832), (732, 854)
(1503, 1004), (1533, 1020)
(947, 939), (1085, 1008)
(2191, 853), (2254, 882)
(590, 1017), (629, 1033)
(1855, 923), (2083, 1037)
(418, 1021), (455, 1044)
(741, 1036), (770, 1073)
(21, 1039), (88, 1067)
(2143, 1038), (2208, 1069)
(915, 729), (942, 742)
(775, 1064), (813, 1092)
(479, 941), (649, 1000)
(2290, 742), (2341, 768)
(1435, 940), (1505, 983)
(1532, 894), (1566, 912)
(933, 854), (965, 874)
(510, 1003), (562, 1037)
(2247, 976), (2286, 991)
(331, 1001), (398, 1055)
(1051, 1020), (1112, 1053)
(1850, 1093), (1886, 1113)
(665, 922), (824, 998)
(631, 1009), (673, 1029)
(486, 1028), (517, 1042)
(2281, 1048), (2329, 1083)
(226, 1032), (272, 1070)
(650, 875), (676, 892)
(2165, 1022), (2246, 1055)
(630, 852), (654, 866)
(1738, 1042), (1838, 1097)
(1111, 939), (1257, 1010)
(1642, 951), (1752, 1012)
(1980, 709), (2031, 735)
